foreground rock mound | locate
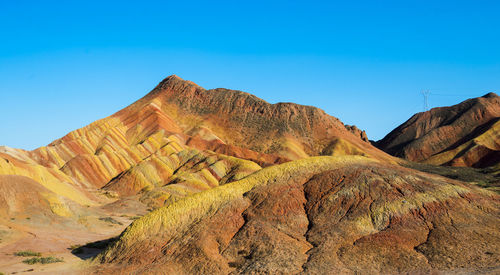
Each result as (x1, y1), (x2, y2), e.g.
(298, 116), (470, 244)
(376, 92), (500, 168)
(94, 156), (500, 274)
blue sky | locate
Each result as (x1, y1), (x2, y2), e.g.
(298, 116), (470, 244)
(1, 0), (499, 150)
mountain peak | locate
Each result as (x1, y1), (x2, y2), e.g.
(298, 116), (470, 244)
(158, 74), (187, 86)
(156, 74), (200, 91)
(165, 74), (183, 81)
(483, 92), (498, 98)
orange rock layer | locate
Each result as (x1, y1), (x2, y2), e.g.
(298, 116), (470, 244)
(1, 75), (393, 209)
(376, 92), (500, 168)
(94, 157), (500, 274)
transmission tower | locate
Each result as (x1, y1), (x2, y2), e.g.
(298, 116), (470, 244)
(421, 90), (431, 111)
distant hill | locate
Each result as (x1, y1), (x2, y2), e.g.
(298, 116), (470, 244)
(376, 92), (500, 168)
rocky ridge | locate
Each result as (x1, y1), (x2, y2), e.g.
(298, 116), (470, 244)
(376, 92), (500, 168)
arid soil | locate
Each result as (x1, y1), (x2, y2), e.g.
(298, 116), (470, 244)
(0, 76), (498, 274)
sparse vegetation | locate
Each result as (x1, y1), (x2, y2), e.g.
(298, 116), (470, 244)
(14, 251), (41, 257)
(404, 162), (500, 193)
(22, 256), (63, 265)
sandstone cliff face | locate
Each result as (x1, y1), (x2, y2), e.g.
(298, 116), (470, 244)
(376, 92), (500, 168)
(94, 156), (500, 274)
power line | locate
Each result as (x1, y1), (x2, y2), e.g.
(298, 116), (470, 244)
(429, 93), (478, 97)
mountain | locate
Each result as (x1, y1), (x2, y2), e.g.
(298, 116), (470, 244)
(0, 75), (395, 207)
(0, 76), (498, 274)
(376, 92), (500, 168)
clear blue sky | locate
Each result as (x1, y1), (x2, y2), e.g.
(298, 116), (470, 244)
(1, 0), (499, 150)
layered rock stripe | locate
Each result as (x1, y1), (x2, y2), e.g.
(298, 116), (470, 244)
(0, 75), (394, 215)
(376, 92), (500, 168)
(94, 156), (500, 274)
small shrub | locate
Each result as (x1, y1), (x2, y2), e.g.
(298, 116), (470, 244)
(14, 251), (41, 257)
(22, 256), (63, 265)
(22, 258), (39, 265)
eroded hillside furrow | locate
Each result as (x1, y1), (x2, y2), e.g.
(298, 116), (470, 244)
(377, 92), (500, 168)
(220, 179), (313, 274)
(299, 164), (500, 274)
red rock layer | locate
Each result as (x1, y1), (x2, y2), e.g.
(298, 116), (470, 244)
(94, 158), (500, 274)
(15, 75), (394, 192)
(376, 92), (500, 167)
(125, 75), (393, 161)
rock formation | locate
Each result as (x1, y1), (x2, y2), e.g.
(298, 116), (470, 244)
(376, 92), (500, 168)
(94, 156), (500, 274)
(0, 75), (395, 210)
(0, 76), (498, 274)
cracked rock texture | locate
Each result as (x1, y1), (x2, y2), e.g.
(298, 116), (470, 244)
(1, 75), (499, 274)
(94, 156), (500, 274)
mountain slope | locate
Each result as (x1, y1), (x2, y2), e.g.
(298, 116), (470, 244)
(0, 76), (498, 274)
(94, 156), (500, 274)
(0, 75), (395, 213)
(376, 92), (500, 168)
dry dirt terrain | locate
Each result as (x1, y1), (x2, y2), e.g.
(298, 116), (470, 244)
(0, 76), (498, 274)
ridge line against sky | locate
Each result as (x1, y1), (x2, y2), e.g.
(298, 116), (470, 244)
(0, 0), (499, 150)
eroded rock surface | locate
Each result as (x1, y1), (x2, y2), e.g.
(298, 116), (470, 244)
(376, 92), (500, 168)
(94, 157), (500, 274)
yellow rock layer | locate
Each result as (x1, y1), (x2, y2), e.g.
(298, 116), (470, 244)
(424, 120), (500, 166)
(99, 156), (376, 259)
